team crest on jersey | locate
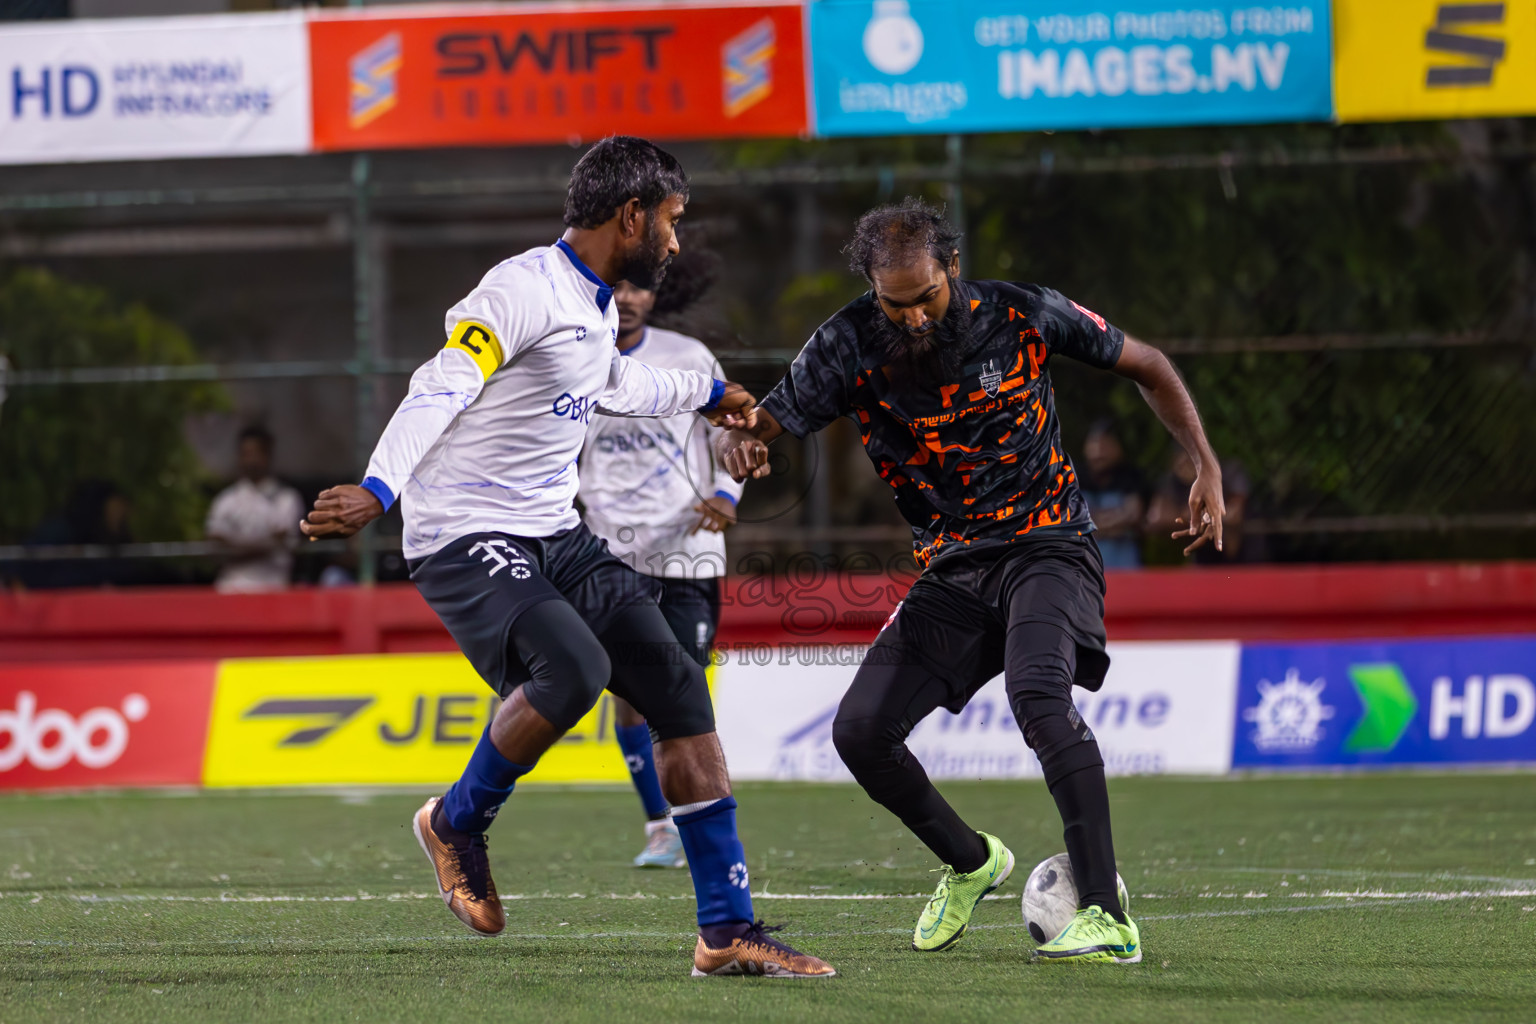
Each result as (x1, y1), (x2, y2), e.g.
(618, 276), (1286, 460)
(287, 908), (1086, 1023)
(978, 357), (1003, 398)
(575, 326), (587, 342)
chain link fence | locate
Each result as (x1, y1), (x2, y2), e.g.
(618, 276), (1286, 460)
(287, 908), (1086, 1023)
(1, 124), (1533, 584)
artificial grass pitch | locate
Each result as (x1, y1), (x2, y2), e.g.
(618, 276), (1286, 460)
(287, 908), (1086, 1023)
(1, 774), (1533, 1023)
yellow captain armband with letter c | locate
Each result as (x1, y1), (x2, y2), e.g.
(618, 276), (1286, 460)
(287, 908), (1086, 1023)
(446, 320), (505, 379)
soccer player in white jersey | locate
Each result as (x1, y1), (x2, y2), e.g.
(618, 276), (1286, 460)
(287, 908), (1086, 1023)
(579, 250), (741, 870)
(301, 137), (834, 979)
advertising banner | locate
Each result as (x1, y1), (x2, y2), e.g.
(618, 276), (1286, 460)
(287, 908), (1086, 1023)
(1334, 0), (1536, 122)
(809, 0), (1332, 136)
(0, 662), (215, 789)
(308, 1), (808, 152)
(0, 12), (310, 166)
(1232, 636), (1536, 768)
(202, 653), (629, 787)
(714, 641), (1240, 780)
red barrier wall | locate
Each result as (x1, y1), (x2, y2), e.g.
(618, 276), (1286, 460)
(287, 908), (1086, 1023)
(1, 562), (1533, 663)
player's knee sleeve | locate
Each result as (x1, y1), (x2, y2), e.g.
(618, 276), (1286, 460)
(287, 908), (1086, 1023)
(602, 603), (715, 741)
(1011, 692), (1104, 787)
(633, 658), (715, 741)
(831, 712), (893, 777)
(1006, 624), (1102, 787)
(508, 601), (611, 732)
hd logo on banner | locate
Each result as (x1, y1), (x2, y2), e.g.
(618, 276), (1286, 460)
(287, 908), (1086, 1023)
(810, 0), (1333, 135)
(0, 12), (310, 165)
(1233, 637), (1536, 768)
(1334, 0), (1536, 121)
(203, 654), (629, 787)
(307, 1), (808, 152)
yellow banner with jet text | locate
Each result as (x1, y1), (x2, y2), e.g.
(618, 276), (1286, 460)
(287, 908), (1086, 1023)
(202, 653), (631, 787)
(1335, 0), (1536, 121)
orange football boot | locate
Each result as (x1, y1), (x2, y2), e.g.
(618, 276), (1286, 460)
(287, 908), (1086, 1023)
(692, 922), (837, 978)
(412, 796), (505, 936)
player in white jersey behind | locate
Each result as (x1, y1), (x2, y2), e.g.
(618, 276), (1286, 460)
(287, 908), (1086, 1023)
(579, 247), (741, 869)
(301, 137), (834, 979)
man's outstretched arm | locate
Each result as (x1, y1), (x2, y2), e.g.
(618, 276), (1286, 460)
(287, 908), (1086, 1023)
(1112, 335), (1224, 554)
(596, 349), (758, 430)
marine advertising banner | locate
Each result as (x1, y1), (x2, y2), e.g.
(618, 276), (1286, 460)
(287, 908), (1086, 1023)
(1334, 0), (1536, 122)
(308, 1), (808, 152)
(713, 641), (1240, 780)
(202, 653), (629, 787)
(809, 0), (1333, 136)
(0, 662), (215, 789)
(0, 12), (311, 166)
(1232, 636), (1536, 768)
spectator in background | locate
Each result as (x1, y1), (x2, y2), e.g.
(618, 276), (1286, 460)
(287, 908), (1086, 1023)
(1077, 419), (1146, 569)
(205, 426), (303, 593)
(18, 479), (136, 589)
(1147, 450), (1256, 564)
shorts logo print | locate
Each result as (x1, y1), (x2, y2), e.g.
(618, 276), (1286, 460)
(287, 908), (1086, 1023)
(467, 539), (533, 579)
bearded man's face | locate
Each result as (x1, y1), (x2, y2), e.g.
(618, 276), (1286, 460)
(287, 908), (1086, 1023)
(868, 255), (972, 383)
(620, 194), (685, 290)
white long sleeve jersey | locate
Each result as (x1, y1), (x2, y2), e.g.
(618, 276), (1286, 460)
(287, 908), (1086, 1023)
(579, 327), (744, 580)
(361, 241), (721, 560)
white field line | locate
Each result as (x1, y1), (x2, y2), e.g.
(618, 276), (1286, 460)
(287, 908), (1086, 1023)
(3, 887), (1535, 906)
(3, 897), (1534, 952)
(1168, 864), (1536, 887)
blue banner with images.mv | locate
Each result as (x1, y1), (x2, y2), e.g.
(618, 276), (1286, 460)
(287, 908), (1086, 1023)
(809, 0), (1334, 136)
(1232, 636), (1536, 769)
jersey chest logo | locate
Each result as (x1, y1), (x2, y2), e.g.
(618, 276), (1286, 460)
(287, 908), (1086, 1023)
(575, 326), (587, 341)
(978, 357), (1003, 398)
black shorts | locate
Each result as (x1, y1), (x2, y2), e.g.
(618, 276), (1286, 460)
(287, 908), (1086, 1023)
(653, 576), (722, 667)
(408, 523), (661, 697)
(868, 533), (1111, 711)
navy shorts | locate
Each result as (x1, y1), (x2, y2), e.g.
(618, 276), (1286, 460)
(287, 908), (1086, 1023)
(408, 523), (661, 697)
(868, 533), (1111, 709)
(653, 577), (722, 668)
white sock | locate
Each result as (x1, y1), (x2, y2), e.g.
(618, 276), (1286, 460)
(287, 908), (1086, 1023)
(671, 798), (721, 817)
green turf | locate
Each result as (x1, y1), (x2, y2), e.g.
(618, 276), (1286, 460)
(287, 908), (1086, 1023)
(2, 774), (1534, 1023)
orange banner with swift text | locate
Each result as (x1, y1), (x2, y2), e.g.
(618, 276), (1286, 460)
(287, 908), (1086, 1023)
(309, 1), (808, 152)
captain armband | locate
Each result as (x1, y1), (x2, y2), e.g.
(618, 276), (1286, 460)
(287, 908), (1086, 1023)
(445, 320), (505, 379)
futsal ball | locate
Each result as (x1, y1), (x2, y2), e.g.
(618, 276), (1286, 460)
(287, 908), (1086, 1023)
(1021, 853), (1131, 944)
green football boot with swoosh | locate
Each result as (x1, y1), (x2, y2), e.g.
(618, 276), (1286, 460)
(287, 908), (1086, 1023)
(912, 832), (1015, 951)
(1032, 905), (1142, 964)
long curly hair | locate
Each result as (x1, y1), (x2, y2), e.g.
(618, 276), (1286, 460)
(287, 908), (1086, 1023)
(844, 196), (962, 281)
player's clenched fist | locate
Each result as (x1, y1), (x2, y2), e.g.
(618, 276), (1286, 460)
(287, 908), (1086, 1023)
(300, 484), (384, 540)
(713, 428), (772, 482)
(700, 382), (758, 431)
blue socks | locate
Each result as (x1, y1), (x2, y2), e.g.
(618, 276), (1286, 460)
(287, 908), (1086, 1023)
(441, 726), (534, 834)
(673, 796), (754, 929)
(615, 721), (670, 820)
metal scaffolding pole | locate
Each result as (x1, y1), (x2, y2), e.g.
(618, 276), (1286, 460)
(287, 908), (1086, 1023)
(352, 152), (378, 585)
(944, 134), (968, 271)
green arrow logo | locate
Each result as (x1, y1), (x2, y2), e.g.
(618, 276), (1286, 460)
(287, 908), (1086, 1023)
(1343, 663), (1418, 753)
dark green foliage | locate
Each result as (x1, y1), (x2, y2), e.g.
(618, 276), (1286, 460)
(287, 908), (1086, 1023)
(0, 268), (226, 544)
(729, 121), (1536, 561)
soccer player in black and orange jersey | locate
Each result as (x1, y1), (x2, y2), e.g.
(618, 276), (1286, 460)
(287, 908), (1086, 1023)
(717, 198), (1224, 964)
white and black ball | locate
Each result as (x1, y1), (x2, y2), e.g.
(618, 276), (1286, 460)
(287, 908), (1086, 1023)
(1021, 853), (1130, 944)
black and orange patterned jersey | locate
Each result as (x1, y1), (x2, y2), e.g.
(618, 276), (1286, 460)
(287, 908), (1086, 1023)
(760, 279), (1125, 568)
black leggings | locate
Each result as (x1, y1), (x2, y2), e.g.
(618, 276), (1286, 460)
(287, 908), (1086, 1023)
(510, 597), (715, 741)
(832, 622), (1121, 914)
